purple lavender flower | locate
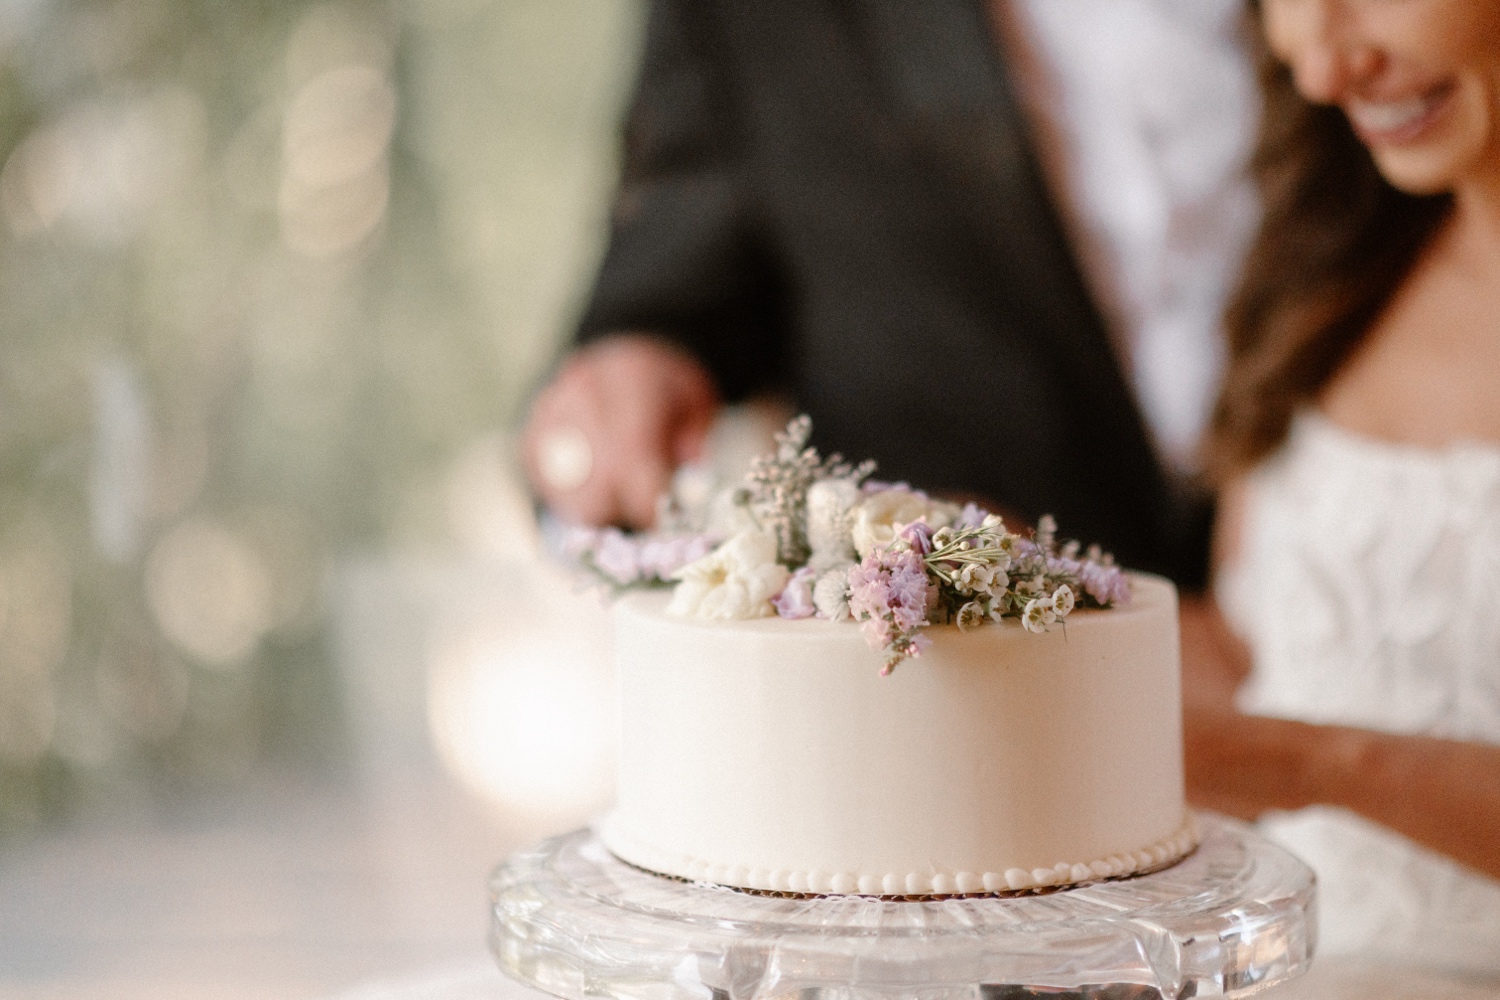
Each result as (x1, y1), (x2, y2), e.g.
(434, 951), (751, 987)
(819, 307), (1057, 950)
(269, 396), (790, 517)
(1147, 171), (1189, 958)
(847, 559), (892, 622)
(898, 520), (934, 556)
(878, 630), (931, 676)
(580, 529), (719, 588)
(1080, 561), (1131, 606)
(636, 538), (673, 579)
(562, 525), (603, 558)
(953, 502), (992, 531)
(886, 552), (931, 622)
(1046, 555), (1082, 578)
(638, 534), (716, 580)
(592, 528), (642, 585)
(860, 480), (926, 499)
(848, 548), (934, 669)
(890, 603), (926, 633)
(773, 566), (819, 619)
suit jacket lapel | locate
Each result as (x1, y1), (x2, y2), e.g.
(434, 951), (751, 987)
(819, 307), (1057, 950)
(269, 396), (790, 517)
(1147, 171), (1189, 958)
(854, 0), (1163, 476)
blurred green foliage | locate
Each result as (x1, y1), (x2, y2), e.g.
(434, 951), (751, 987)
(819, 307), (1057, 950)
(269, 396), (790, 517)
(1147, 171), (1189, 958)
(0, 0), (641, 832)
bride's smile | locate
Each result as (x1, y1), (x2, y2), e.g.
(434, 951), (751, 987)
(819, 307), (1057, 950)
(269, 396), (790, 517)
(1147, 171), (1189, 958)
(1344, 81), (1455, 146)
(1261, 0), (1500, 196)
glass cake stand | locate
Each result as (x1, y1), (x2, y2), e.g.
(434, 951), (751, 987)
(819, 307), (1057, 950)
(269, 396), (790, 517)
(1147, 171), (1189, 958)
(490, 814), (1315, 1000)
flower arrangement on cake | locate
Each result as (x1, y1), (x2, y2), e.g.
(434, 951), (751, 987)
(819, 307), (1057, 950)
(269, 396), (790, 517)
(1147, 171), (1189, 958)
(567, 416), (1128, 673)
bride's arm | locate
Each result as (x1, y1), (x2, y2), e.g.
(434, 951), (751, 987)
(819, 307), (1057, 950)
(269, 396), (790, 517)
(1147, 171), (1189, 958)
(1181, 481), (1500, 881)
(1183, 669), (1500, 882)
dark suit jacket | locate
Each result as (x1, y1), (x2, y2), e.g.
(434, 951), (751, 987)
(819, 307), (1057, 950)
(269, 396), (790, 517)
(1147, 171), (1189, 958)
(575, 0), (1212, 588)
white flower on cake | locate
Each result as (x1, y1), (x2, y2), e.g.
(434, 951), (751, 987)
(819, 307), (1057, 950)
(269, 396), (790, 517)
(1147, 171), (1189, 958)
(849, 487), (960, 558)
(805, 478), (861, 570)
(955, 560), (1007, 598)
(1021, 598), (1056, 633)
(812, 564), (855, 621)
(955, 600), (986, 631)
(667, 530), (790, 620)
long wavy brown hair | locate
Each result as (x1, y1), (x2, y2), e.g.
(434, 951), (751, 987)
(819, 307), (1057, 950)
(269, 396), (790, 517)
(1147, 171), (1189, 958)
(1205, 5), (1452, 480)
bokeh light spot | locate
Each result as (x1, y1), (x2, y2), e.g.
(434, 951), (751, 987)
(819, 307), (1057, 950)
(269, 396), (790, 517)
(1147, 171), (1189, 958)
(278, 160), (389, 259)
(0, 127), (75, 235)
(0, 529), (73, 679)
(145, 519), (272, 668)
(283, 64), (395, 190)
(429, 630), (612, 820)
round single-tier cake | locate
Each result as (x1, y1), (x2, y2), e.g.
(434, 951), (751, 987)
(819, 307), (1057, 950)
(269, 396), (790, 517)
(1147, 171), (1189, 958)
(598, 573), (1194, 896)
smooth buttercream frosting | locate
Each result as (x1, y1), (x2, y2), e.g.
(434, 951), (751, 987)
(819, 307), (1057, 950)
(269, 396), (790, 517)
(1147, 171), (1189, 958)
(601, 574), (1193, 895)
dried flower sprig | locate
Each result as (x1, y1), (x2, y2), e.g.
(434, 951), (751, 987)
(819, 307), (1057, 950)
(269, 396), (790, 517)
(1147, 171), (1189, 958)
(844, 513), (1129, 671)
(738, 415), (875, 567)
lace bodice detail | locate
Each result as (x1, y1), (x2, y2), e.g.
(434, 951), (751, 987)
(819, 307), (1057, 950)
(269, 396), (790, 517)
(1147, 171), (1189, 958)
(1217, 412), (1500, 973)
(1221, 412), (1500, 739)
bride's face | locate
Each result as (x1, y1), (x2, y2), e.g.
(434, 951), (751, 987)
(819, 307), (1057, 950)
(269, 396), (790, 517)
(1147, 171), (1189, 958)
(1262, 0), (1500, 195)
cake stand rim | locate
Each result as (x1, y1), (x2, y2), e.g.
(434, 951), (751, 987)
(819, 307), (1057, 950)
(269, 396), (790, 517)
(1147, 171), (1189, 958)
(488, 812), (1317, 999)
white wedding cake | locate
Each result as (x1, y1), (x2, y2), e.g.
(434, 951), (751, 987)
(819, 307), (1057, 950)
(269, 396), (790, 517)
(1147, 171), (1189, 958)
(599, 574), (1192, 896)
(572, 418), (1196, 896)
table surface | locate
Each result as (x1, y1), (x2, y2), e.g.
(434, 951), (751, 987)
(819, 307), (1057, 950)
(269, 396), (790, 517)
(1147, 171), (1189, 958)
(4, 776), (1498, 1000)
(0, 774), (539, 1000)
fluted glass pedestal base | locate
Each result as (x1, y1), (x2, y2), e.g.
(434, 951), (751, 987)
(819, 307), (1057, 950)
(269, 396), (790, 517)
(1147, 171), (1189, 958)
(490, 814), (1314, 1000)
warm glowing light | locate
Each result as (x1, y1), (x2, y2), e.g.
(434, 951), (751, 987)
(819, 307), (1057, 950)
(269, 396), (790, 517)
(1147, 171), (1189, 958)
(278, 160), (389, 259)
(429, 624), (613, 820)
(0, 125), (76, 236)
(145, 519), (271, 668)
(278, 62), (395, 259)
(283, 65), (395, 190)
(0, 89), (203, 242)
(0, 529), (73, 679)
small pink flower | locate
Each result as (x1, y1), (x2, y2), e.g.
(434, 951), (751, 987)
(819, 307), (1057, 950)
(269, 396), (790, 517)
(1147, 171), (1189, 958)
(848, 547), (935, 670)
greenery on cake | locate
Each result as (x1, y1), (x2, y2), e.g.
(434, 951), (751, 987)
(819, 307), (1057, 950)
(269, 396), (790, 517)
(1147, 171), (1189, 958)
(738, 415), (877, 567)
(566, 417), (1128, 673)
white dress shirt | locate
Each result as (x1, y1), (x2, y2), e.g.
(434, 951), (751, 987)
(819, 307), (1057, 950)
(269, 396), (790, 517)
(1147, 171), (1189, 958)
(1003, 0), (1260, 472)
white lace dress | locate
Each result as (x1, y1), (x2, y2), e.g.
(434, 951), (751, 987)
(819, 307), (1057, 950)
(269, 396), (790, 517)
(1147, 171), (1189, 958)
(1217, 412), (1500, 979)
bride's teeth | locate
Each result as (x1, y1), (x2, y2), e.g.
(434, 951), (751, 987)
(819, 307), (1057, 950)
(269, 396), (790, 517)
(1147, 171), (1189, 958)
(1347, 95), (1433, 134)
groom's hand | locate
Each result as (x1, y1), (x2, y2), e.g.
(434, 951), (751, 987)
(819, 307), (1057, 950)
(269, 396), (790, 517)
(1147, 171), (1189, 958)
(522, 334), (720, 529)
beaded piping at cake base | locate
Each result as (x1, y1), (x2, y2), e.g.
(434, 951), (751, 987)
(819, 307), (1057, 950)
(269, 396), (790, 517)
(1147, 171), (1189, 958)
(596, 813), (1199, 899)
